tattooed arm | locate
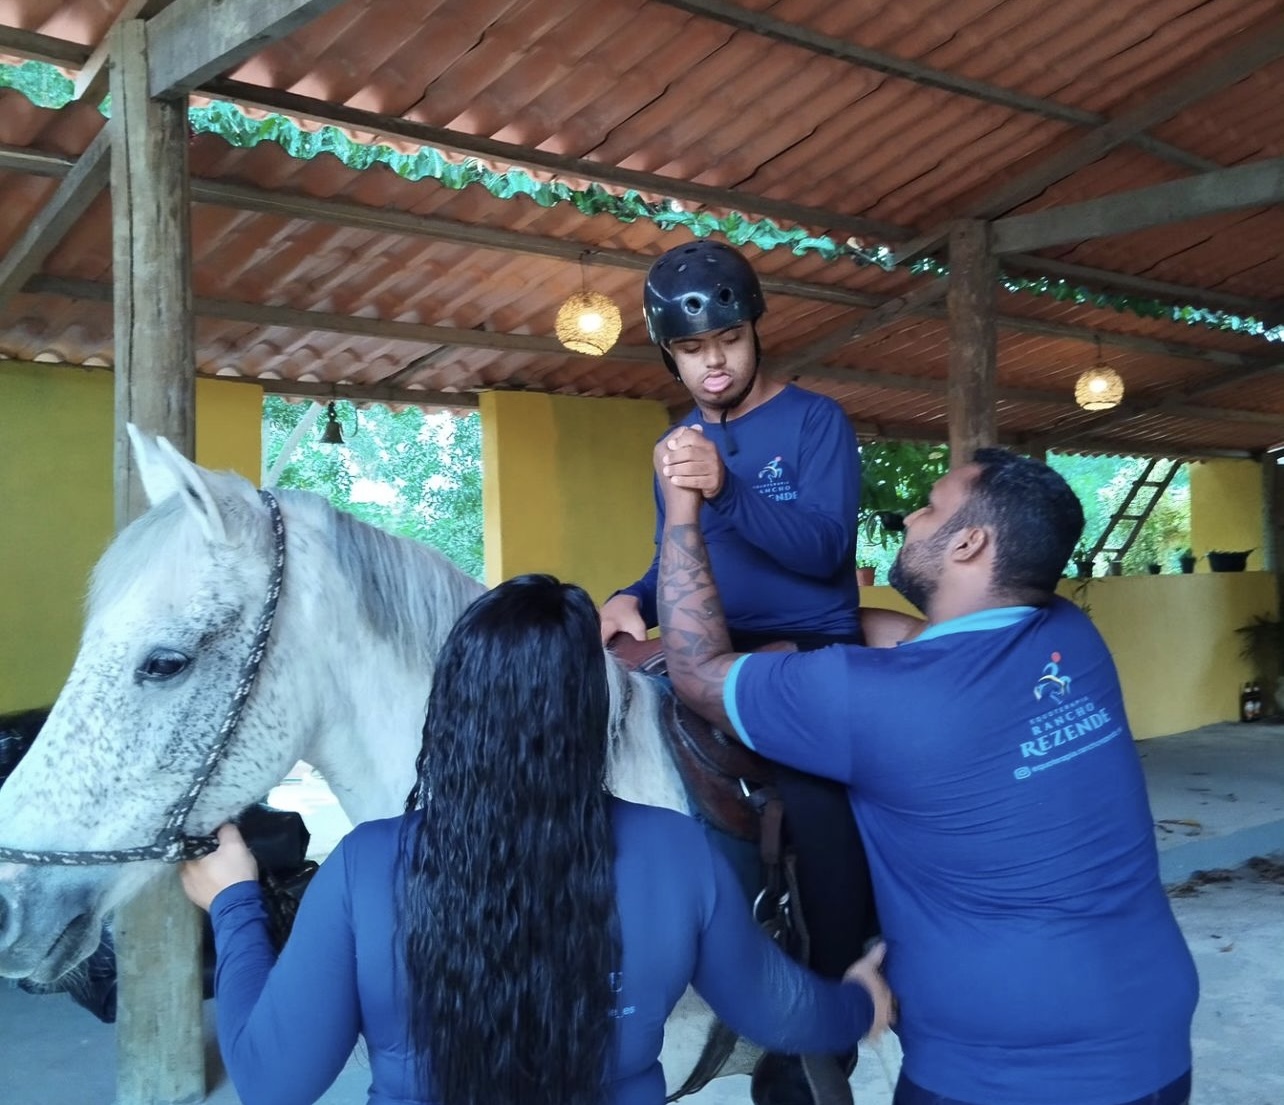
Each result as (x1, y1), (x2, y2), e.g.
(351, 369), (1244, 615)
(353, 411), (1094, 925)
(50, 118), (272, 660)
(655, 432), (744, 734)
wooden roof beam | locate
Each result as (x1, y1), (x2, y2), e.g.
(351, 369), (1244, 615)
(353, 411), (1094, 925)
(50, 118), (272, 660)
(992, 158), (1284, 254)
(146, 0), (351, 98)
(770, 278), (951, 376)
(16, 274), (1281, 431)
(1, 141), (1273, 368)
(1030, 356), (1284, 449)
(0, 26), (89, 66)
(655, 0), (1215, 173)
(0, 127), (110, 314)
(895, 16), (1284, 264)
(205, 79), (905, 242)
(1, 25), (1277, 327)
(23, 274), (660, 363)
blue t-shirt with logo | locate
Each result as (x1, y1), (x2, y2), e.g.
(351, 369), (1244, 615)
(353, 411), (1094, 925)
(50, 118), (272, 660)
(619, 384), (861, 639)
(725, 598), (1198, 1105)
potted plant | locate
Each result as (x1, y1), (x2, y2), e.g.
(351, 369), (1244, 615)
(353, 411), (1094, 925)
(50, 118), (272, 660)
(1177, 548), (1197, 574)
(1208, 549), (1252, 573)
(1071, 544), (1095, 580)
(1236, 612), (1283, 716)
(1146, 562), (1161, 575)
(1106, 557), (1123, 577)
(856, 562), (877, 587)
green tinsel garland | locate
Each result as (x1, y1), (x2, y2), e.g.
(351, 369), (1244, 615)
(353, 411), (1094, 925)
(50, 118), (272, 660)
(1, 60), (1277, 343)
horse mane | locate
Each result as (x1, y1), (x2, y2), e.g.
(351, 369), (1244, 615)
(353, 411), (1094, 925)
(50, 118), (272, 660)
(278, 490), (488, 669)
(90, 482), (486, 673)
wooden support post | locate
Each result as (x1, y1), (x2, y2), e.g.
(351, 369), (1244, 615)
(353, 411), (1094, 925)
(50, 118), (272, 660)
(946, 221), (997, 467)
(109, 20), (205, 1105)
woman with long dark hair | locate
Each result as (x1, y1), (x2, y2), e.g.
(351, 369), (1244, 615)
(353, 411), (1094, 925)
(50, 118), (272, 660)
(182, 574), (890, 1105)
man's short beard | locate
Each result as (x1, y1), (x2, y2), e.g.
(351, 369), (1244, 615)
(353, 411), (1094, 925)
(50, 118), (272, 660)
(888, 552), (934, 614)
(889, 517), (966, 614)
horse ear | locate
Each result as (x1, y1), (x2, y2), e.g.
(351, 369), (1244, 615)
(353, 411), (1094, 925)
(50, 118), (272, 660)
(126, 424), (229, 545)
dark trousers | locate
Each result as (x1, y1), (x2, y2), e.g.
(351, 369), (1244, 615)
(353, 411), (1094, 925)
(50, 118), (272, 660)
(773, 763), (878, 977)
(726, 628), (879, 980)
(892, 1070), (1192, 1105)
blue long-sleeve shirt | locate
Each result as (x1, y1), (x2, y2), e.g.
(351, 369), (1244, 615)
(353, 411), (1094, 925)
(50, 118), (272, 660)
(208, 799), (873, 1105)
(619, 385), (861, 639)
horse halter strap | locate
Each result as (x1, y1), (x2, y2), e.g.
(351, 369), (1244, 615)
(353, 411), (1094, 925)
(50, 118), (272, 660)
(0, 490), (287, 868)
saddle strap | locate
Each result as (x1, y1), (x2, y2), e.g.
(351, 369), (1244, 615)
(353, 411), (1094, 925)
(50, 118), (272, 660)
(664, 1019), (740, 1102)
(800, 1054), (856, 1105)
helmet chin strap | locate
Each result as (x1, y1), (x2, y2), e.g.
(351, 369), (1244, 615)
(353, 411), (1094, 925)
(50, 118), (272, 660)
(715, 328), (762, 456)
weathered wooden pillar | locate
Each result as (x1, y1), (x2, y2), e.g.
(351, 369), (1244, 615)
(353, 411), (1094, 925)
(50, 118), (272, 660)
(109, 19), (205, 1105)
(946, 220), (997, 467)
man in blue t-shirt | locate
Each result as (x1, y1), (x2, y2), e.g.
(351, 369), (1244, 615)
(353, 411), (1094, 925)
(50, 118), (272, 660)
(655, 447), (1198, 1105)
(600, 240), (875, 1103)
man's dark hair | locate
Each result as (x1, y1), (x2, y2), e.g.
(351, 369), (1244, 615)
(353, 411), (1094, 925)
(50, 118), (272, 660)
(965, 448), (1085, 596)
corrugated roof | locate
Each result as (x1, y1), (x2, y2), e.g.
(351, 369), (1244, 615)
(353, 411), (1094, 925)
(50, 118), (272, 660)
(0, 0), (1281, 456)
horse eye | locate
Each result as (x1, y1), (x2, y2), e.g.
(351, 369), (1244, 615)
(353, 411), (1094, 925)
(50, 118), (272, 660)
(137, 649), (191, 682)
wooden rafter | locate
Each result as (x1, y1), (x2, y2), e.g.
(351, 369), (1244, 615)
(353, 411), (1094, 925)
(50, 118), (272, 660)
(0, 127), (110, 313)
(1, 141), (1274, 373)
(770, 278), (951, 376)
(992, 158), (1284, 254)
(24, 275), (659, 363)
(204, 79), (906, 242)
(895, 15), (1284, 263)
(653, 0), (1216, 173)
(1032, 356), (1284, 450)
(20, 272), (1278, 437)
(0, 28), (1274, 324)
(146, 0), (352, 98)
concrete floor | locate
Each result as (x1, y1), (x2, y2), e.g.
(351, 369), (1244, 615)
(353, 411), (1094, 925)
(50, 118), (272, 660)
(3, 721), (1282, 1105)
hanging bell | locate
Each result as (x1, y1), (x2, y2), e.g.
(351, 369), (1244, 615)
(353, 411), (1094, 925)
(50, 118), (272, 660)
(320, 402), (345, 445)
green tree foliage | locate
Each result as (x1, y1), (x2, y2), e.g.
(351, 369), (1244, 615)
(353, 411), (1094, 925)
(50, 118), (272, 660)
(855, 441), (950, 581)
(262, 398), (484, 579)
(1047, 454), (1190, 575)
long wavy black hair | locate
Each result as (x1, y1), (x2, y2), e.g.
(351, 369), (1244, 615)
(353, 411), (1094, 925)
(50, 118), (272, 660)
(401, 573), (620, 1105)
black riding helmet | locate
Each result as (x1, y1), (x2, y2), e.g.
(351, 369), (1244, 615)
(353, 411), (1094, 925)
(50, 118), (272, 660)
(643, 241), (766, 380)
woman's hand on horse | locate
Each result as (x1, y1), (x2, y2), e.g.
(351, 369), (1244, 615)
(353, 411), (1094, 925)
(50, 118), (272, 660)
(599, 593), (648, 645)
(179, 823), (259, 912)
(844, 941), (895, 1042)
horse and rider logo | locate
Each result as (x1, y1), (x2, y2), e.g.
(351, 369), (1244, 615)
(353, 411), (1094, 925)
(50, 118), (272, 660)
(1034, 652), (1071, 702)
(757, 455), (784, 480)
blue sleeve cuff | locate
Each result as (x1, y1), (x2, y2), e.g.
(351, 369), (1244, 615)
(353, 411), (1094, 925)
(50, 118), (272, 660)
(722, 654), (755, 748)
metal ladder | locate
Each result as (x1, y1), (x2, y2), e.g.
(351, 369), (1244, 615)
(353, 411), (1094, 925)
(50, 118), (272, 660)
(1087, 458), (1183, 563)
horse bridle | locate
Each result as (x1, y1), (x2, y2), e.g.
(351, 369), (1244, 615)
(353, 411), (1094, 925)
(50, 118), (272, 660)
(0, 490), (286, 868)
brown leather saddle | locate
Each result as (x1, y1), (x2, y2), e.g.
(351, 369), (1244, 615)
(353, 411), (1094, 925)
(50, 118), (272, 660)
(610, 636), (855, 1105)
(609, 635), (780, 841)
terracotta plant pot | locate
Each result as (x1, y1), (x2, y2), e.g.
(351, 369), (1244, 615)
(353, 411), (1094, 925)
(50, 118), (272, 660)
(856, 566), (876, 587)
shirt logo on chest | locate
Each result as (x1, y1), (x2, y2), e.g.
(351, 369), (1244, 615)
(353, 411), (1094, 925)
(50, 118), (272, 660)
(753, 454), (797, 501)
(1033, 651), (1072, 702)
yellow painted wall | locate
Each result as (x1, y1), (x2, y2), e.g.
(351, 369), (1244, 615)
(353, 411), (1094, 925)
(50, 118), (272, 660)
(480, 390), (670, 602)
(1189, 458), (1264, 571)
(0, 362), (262, 713)
(1055, 573), (1276, 738)
(862, 574), (1277, 739)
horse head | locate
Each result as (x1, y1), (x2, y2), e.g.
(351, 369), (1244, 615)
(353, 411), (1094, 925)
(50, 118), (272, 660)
(0, 429), (314, 983)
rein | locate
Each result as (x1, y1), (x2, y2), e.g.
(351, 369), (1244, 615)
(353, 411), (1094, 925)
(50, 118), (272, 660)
(0, 490), (287, 867)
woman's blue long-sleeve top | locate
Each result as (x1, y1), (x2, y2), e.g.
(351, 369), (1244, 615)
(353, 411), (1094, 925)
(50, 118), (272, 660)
(208, 798), (873, 1105)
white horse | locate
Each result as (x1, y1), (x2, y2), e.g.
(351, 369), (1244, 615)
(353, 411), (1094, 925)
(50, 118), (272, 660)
(0, 428), (750, 1094)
